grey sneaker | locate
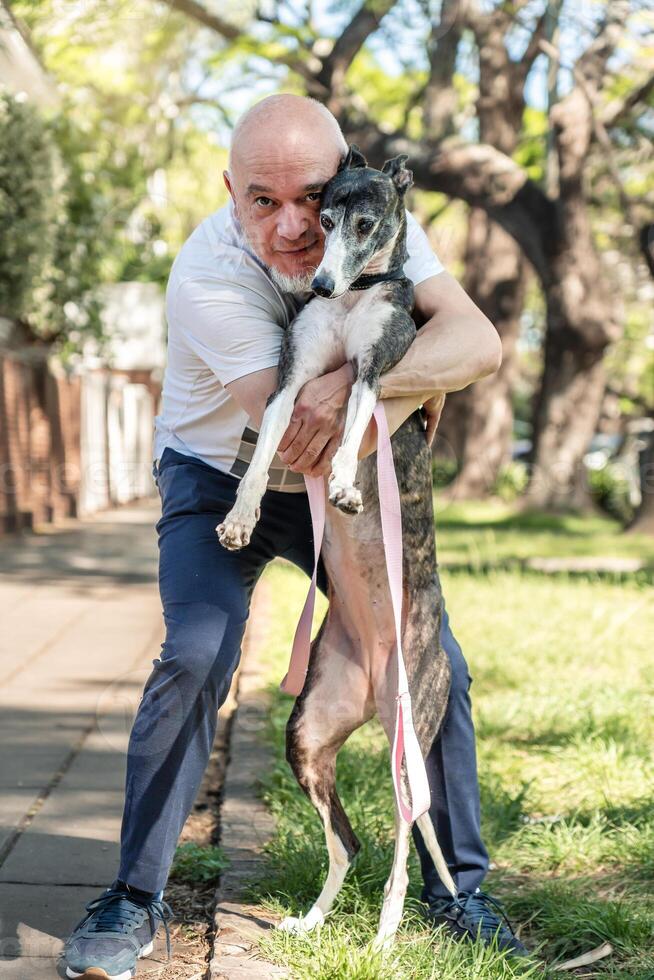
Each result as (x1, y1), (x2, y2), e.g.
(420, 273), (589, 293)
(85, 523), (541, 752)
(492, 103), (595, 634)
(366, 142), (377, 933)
(426, 889), (529, 956)
(61, 882), (173, 979)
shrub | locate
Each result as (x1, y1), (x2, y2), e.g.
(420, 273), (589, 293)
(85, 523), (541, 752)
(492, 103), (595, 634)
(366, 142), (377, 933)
(0, 88), (103, 349)
(588, 462), (634, 524)
(0, 88), (60, 321)
(492, 460), (529, 501)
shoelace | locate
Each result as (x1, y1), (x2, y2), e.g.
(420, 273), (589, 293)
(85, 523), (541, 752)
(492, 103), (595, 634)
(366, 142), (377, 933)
(79, 887), (173, 962)
(454, 890), (518, 941)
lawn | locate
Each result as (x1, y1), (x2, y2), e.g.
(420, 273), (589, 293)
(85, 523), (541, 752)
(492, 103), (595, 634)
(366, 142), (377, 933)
(246, 505), (654, 979)
(431, 500), (654, 574)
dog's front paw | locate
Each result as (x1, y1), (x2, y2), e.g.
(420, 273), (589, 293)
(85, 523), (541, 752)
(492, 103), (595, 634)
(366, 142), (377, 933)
(328, 484), (363, 515)
(216, 510), (256, 550)
(278, 909), (324, 933)
(371, 930), (395, 953)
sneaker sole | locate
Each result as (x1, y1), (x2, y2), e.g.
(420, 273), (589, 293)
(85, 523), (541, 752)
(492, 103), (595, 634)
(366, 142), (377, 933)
(64, 940), (154, 980)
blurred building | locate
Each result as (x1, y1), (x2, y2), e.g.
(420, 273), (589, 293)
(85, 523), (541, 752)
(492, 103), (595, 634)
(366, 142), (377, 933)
(0, 284), (166, 533)
(78, 283), (166, 516)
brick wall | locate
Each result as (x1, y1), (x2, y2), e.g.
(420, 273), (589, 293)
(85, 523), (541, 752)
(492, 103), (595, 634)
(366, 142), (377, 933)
(0, 351), (160, 534)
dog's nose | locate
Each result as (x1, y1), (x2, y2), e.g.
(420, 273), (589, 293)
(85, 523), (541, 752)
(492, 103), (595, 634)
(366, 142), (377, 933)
(311, 273), (335, 298)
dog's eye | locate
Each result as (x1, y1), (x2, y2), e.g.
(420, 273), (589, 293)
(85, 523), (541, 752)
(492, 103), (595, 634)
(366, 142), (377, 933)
(320, 214), (334, 231)
(358, 218), (374, 234)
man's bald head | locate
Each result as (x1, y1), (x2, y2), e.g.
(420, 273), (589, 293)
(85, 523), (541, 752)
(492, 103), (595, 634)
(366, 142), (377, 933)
(228, 95), (347, 171)
(223, 95), (348, 292)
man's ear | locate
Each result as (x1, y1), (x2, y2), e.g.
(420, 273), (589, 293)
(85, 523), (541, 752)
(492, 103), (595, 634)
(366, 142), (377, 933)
(382, 154), (413, 195)
(223, 170), (240, 217)
(337, 144), (368, 172)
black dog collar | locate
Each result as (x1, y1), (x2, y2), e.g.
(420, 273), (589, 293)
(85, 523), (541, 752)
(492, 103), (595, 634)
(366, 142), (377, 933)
(348, 270), (406, 291)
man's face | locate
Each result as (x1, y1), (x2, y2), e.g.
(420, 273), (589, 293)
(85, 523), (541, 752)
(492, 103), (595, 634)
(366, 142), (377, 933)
(225, 135), (342, 288)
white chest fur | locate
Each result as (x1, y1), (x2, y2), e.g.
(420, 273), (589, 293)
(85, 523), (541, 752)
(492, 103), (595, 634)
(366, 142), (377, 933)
(292, 284), (393, 373)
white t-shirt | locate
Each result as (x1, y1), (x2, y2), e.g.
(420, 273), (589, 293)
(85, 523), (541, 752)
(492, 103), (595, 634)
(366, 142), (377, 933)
(154, 200), (444, 492)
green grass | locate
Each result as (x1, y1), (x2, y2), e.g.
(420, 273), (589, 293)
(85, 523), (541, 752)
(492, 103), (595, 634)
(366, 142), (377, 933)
(433, 500), (654, 573)
(242, 507), (654, 979)
(170, 842), (229, 885)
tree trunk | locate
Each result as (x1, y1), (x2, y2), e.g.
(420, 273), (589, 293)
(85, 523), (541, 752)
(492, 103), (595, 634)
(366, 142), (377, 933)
(437, 209), (526, 497)
(526, 88), (621, 510)
(432, 9), (529, 498)
(628, 429), (654, 533)
(528, 337), (606, 510)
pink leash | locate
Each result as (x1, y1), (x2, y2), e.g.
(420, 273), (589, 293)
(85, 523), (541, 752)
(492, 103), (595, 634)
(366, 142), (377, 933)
(280, 402), (431, 823)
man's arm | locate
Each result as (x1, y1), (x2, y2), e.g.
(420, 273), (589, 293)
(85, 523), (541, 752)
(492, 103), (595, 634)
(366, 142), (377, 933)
(226, 270), (502, 475)
(379, 271), (502, 398)
(226, 367), (438, 477)
(354, 270), (502, 458)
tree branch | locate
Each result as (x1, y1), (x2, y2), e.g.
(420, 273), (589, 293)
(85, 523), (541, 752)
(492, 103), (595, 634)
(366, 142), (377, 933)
(165, 0), (318, 84)
(422, 0), (462, 140)
(350, 124), (556, 281)
(166, 0), (241, 39)
(603, 72), (654, 128)
(316, 0), (399, 96)
(515, 6), (549, 86)
(461, 0), (489, 33)
(574, 0), (630, 92)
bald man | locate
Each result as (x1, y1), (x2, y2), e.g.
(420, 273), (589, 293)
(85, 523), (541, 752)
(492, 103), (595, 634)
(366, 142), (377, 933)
(62, 96), (526, 980)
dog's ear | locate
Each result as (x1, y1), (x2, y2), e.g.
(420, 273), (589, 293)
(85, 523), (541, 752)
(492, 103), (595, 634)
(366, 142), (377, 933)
(382, 154), (413, 195)
(338, 144), (368, 172)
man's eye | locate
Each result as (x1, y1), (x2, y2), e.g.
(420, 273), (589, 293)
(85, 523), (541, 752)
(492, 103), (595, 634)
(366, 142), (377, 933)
(255, 197), (274, 208)
(305, 192), (321, 202)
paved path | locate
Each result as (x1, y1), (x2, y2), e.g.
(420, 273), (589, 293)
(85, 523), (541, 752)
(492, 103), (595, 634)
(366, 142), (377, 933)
(0, 499), (171, 978)
(209, 585), (288, 980)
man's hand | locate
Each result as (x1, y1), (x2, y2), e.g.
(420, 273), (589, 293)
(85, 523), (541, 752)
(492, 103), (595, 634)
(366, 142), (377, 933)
(277, 363), (355, 477)
(421, 392), (446, 447)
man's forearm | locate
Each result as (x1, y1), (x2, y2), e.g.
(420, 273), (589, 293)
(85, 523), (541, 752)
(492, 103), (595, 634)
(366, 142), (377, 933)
(378, 313), (502, 399)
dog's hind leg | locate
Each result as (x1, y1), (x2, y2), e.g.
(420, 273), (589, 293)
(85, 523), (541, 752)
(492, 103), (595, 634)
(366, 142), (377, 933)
(279, 622), (374, 934)
(372, 784), (413, 951)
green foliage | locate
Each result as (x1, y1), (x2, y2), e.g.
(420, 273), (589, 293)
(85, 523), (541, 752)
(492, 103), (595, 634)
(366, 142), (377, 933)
(0, 89), (60, 321)
(169, 842), (229, 885)
(8, 0), (230, 349)
(492, 461), (529, 502)
(606, 307), (654, 414)
(0, 88), (102, 345)
(432, 456), (458, 488)
(513, 106), (548, 184)
(588, 462), (635, 524)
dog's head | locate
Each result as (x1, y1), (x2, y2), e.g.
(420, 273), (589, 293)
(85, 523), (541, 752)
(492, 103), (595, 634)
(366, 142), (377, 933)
(311, 145), (413, 298)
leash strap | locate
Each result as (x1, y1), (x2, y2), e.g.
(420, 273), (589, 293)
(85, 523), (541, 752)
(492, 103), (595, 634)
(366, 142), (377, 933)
(279, 472), (325, 696)
(280, 403), (431, 824)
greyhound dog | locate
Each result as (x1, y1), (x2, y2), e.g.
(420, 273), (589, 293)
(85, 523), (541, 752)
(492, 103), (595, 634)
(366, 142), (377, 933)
(217, 146), (454, 948)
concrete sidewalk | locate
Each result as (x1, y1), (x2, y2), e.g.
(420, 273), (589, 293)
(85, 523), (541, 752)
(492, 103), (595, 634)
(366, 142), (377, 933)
(0, 499), (171, 978)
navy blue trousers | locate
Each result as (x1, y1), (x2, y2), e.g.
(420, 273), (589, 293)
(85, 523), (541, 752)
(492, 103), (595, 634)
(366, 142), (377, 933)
(118, 447), (489, 900)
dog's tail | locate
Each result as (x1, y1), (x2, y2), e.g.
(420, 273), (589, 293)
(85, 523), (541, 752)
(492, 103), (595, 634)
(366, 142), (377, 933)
(415, 813), (457, 898)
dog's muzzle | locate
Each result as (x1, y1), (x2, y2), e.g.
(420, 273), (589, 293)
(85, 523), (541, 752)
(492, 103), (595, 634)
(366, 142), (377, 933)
(311, 273), (335, 298)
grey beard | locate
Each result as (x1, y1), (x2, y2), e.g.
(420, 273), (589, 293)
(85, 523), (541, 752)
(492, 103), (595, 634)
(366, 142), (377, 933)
(269, 266), (316, 294)
(239, 224), (316, 295)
